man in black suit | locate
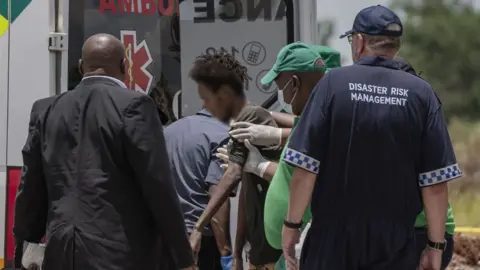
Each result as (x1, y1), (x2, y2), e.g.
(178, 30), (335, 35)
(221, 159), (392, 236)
(14, 33), (194, 270)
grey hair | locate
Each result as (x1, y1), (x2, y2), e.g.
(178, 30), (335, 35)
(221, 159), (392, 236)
(362, 23), (402, 51)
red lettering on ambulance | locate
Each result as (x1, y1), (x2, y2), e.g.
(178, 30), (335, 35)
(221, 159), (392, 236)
(99, 0), (117, 13)
(158, 0), (174, 16)
(141, 0), (157, 15)
(118, 0), (138, 14)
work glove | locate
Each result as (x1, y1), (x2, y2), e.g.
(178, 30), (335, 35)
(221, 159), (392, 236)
(229, 122), (282, 148)
(216, 140), (270, 177)
(220, 254), (233, 270)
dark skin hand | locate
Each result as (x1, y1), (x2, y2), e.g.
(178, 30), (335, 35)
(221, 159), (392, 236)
(208, 185), (232, 257)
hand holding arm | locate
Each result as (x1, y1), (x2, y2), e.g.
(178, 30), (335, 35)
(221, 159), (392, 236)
(216, 140), (277, 181)
(229, 122), (283, 147)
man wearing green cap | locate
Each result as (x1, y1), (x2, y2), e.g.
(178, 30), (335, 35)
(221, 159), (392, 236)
(219, 43), (341, 269)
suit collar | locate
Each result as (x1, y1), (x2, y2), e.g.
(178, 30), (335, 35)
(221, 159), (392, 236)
(81, 76), (127, 88)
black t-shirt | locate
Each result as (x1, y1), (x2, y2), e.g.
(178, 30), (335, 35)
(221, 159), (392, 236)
(229, 105), (282, 265)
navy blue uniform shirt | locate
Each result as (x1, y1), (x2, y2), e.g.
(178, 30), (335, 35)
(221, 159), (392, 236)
(283, 56), (462, 225)
(164, 110), (229, 236)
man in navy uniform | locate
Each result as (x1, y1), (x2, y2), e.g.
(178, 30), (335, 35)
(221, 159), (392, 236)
(281, 5), (462, 270)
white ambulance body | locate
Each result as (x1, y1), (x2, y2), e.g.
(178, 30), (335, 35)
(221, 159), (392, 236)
(0, 0), (317, 267)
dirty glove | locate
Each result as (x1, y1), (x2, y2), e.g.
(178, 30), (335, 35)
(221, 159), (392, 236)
(229, 122), (282, 147)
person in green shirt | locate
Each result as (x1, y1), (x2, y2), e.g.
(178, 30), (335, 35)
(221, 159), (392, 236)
(220, 43), (341, 269)
(395, 56), (455, 270)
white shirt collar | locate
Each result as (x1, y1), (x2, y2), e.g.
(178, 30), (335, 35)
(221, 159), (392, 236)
(82, 75), (127, 88)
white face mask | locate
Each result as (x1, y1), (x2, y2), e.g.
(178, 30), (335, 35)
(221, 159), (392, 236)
(277, 79), (297, 114)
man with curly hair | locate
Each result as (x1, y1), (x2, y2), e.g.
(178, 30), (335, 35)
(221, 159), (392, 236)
(188, 52), (282, 270)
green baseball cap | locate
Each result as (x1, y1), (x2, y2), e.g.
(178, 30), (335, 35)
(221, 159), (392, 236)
(310, 45), (342, 70)
(261, 42), (326, 86)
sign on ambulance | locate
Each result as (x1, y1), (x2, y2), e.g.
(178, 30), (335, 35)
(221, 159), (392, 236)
(121, 30), (154, 93)
(180, 0), (288, 116)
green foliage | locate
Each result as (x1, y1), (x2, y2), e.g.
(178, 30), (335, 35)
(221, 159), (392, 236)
(392, 0), (480, 119)
(447, 118), (480, 226)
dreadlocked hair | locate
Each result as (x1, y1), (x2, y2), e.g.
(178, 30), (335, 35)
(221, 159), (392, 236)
(189, 52), (248, 97)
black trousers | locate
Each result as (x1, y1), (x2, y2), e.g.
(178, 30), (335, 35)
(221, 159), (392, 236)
(300, 218), (417, 270)
(414, 228), (454, 270)
(196, 235), (222, 270)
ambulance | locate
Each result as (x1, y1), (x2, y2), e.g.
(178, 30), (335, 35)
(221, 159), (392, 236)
(0, 0), (318, 267)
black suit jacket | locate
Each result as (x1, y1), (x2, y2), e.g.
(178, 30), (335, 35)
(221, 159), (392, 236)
(14, 96), (56, 268)
(14, 77), (193, 270)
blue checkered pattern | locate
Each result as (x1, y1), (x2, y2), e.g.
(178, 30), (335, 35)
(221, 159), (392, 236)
(419, 163), (462, 187)
(283, 148), (320, 174)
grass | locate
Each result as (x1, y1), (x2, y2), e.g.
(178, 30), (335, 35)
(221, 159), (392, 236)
(447, 118), (480, 229)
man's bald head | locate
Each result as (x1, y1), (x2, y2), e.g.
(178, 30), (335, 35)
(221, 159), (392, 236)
(79, 33), (126, 79)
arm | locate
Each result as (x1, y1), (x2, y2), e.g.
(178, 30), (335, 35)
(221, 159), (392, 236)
(205, 151), (233, 256)
(284, 75), (331, 223)
(209, 185), (232, 256)
(14, 103), (48, 243)
(196, 106), (278, 230)
(233, 185), (247, 260)
(270, 111), (294, 145)
(123, 95), (194, 268)
(195, 164), (243, 232)
(422, 184), (448, 242)
(260, 162), (278, 182)
(288, 168), (316, 222)
(418, 101), (461, 243)
(280, 128), (292, 146)
(270, 111), (295, 128)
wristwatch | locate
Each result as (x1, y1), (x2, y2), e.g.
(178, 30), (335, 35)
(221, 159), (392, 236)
(283, 218), (303, 229)
(427, 239), (446, 251)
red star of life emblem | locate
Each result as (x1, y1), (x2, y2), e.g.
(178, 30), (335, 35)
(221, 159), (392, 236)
(120, 30), (153, 93)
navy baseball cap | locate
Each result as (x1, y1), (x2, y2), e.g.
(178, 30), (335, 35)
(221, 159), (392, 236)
(340, 5), (403, 38)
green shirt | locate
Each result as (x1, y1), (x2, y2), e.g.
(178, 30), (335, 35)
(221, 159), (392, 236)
(414, 205), (455, 235)
(264, 117), (311, 250)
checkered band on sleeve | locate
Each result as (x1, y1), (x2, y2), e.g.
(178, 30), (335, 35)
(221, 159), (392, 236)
(419, 163), (462, 187)
(283, 148), (320, 174)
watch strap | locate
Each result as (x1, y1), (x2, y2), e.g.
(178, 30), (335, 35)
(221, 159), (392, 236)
(283, 218), (303, 229)
(427, 239), (446, 251)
